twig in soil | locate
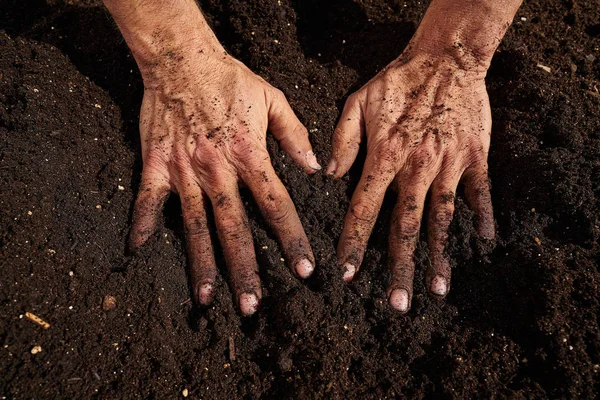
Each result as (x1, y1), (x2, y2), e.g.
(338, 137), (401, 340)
(180, 298), (191, 306)
(25, 312), (50, 329)
(228, 336), (236, 362)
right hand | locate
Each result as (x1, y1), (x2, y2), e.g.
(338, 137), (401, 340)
(129, 45), (321, 316)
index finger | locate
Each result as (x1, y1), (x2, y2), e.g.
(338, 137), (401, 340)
(337, 154), (395, 282)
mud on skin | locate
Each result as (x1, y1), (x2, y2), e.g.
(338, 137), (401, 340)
(1, 0), (600, 399)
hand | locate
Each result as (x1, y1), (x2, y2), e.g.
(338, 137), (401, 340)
(129, 47), (321, 316)
(327, 54), (494, 313)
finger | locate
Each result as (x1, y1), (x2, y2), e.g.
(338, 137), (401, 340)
(387, 176), (430, 313)
(337, 155), (395, 282)
(240, 161), (315, 279)
(463, 162), (495, 240)
(426, 170), (461, 299)
(179, 176), (218, 306)
(208, 178), (261, 316)
(128, 168), (170, 252)
(268, 89), (321, 174)
(326, 92), (364, 179)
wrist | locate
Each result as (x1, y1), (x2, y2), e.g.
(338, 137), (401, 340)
(103, 0), (224, 80)
(402, 0), (522, 74)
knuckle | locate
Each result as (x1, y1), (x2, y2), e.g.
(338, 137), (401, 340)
(396, 215), (420, 239)
(261, 193), (291, 225)
(193, 145), (220, 172)
(230, 135), (261, 165)
(350, 198), (378, 223)
(430, 206), (454, 227)
(273, 88), (286, 100)
(218, 215), (248, 240)
(412, 148), (437, 170)
(346, 92), (361, 106)
(185, 217), (209, 238)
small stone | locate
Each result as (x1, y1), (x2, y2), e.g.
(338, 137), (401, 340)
(117, 185), (125, 191)
(31, 345), (42, 355)
(102, 295), (117, 311)
(521, 17), (527, 21)
(96, 204), (102, 209)
(182, 389), (189, 397)
(94, 104), (102, 109)
(27, 211), (32, 216)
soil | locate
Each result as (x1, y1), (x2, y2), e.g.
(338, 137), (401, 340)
(1, 0), (600, 398)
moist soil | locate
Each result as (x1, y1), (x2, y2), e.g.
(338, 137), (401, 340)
(1, 0), (600, 398)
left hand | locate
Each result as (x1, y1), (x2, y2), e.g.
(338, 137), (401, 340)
(327, 54), (495, 313)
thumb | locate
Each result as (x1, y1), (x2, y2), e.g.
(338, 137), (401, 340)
(268, 88), (321, 174)
(327, 92), (364, 179)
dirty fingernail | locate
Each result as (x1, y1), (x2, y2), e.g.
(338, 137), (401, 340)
(196, 283), (214, 305)
(342, 263), (355, 282)
(295, 258), (314, 279)
(389, 289), (409, 312)
(239, 292), (259, 316)
(430, 275), (447, 296)
(325, 159), (337, 176)
(306, 151), (322, 170)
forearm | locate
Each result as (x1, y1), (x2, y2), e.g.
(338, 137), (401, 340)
(102, 0), (223, 78)
(406, 0), (523, 71)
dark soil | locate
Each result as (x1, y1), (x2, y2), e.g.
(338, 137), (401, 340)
(1, 0), (600, 398)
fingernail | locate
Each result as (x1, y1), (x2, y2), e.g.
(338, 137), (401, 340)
(325, 159), (337, 176)
(389, 289), (409, 312)
(430, 275), (447, 296)
(196, 283), (214, 305)
(295, 258), (314, 279)
(239, 292), (259, 316)
(306, 151), (322, 170)
(342, 263), (355, 282)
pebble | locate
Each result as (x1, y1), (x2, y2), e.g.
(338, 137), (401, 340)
(182, 388), (189, 397)
(102, 295), (117, 311)
(117, 185), (125, 191)
(31, 345), (42, 355)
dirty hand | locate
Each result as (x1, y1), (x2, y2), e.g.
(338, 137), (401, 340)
(104, 0), (320, 316)
(327, 0), (522, 312)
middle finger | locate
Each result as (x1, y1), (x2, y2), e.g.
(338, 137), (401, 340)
(207, 174), (262, 316)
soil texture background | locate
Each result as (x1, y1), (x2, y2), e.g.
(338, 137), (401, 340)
(1, 0), (600, 398)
